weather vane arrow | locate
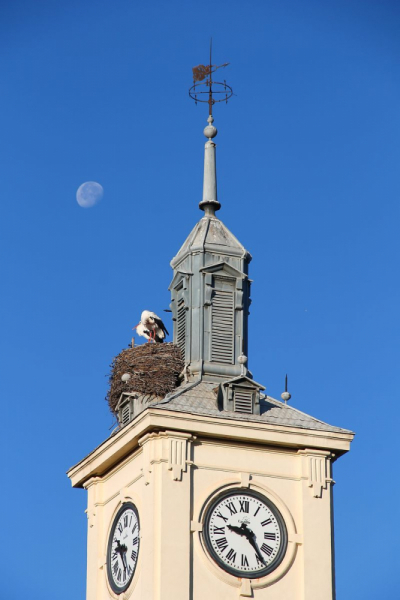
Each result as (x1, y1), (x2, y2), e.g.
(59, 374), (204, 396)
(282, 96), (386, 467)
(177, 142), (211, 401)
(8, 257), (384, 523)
(189, 40), (233, 116)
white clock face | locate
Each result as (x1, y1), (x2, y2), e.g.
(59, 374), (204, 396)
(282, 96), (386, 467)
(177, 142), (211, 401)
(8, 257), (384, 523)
(204, 489), (287, 578)
(107, 503), (140, 594)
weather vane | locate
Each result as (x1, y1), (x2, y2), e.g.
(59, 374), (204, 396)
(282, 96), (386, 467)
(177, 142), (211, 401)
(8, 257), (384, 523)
(189, 40), (233, 115)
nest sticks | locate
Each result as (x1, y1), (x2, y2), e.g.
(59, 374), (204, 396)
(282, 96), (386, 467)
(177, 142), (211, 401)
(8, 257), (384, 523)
(106, 343), (184, 415)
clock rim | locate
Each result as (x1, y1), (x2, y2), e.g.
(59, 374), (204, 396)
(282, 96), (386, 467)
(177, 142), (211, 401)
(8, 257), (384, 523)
(203, 487), (288, 579)
(106, 501), (140, 595)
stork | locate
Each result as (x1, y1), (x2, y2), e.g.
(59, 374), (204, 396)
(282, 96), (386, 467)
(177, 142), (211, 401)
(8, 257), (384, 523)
(133, 311), (169, 343)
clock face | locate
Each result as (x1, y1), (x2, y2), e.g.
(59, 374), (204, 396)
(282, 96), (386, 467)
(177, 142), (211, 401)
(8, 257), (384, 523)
(203, 489), (287, 579)
(107, 502), (140, 594)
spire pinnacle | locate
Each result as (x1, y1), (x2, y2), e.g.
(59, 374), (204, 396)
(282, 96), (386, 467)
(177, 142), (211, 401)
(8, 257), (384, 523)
(200, 115), (219, 215)
(189, 44), (233, 215)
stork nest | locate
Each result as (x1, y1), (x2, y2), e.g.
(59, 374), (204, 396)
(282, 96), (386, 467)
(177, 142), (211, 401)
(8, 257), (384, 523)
(106, 343), (184, 415)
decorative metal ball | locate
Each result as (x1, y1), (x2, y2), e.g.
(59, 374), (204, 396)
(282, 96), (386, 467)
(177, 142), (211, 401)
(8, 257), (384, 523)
(281, 391), (291, 403)
(204, 124), (218, 139)
(121, 373), (131, 383)
(238, 354), (248, 365)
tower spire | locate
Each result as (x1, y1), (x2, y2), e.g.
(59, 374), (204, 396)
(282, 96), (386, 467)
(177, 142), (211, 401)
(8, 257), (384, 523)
(189, 45), (233, 216)
(200, 115), (219, 215)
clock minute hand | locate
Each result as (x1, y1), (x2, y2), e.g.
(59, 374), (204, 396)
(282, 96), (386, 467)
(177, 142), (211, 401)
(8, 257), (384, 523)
(121, 550), (128, 572)
(246, 533), (265, 564)
(239, 524), (265, 564)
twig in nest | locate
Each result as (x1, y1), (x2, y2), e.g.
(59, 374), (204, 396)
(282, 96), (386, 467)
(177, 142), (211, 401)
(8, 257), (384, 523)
(106, 342), (184, 415)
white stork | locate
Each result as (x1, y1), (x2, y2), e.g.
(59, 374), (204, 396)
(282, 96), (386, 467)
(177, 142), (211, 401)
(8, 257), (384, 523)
(133, 310), (169, 343)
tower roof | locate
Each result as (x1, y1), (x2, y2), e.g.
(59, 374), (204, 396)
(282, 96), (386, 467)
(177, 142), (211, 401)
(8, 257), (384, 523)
(152, 380), (354, 435)
(171, 214), (251, 268)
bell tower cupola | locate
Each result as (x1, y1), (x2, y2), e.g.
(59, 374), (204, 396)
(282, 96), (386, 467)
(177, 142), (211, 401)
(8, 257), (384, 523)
(170, 83), (252, 382)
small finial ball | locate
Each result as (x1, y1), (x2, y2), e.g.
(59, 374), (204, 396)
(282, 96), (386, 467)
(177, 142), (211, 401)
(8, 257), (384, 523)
(238, 354), (248, 365)
(121, 373), (131, 383)
(281, 391), (291, 403)
(204, 124), (218, 139)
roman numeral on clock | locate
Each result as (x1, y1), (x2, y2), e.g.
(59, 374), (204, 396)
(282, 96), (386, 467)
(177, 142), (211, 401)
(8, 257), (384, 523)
(216, 511), (228, 522)
(226, 502), (237, 515)
(226, 548), (237, 562)
(124, 515), (129, 527)
(261, 518), (272, 527)
(239, 500), (249, 513)
(132, 522), (137, 534)
(113, 561), (118, 575)
(261, 543), (273, 556)
(132, 536), (138, 546)
(213, 526), (225, 535)
(241, 554), (249, 567)
(131, 550), (137, 562)
(215, 537), (228, 552)
(264, 532), (276, 540)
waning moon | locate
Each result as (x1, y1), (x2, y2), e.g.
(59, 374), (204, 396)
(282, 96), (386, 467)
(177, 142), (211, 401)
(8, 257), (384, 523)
(76, 181), (103, 208)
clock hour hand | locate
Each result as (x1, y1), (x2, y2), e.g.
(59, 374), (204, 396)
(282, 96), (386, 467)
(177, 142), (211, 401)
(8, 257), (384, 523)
(115, 539), (128, 570)
(227, 524), (248, 537)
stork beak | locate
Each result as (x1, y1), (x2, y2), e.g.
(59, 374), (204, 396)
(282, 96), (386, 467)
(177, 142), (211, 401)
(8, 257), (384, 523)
(132, 323), (140, 330)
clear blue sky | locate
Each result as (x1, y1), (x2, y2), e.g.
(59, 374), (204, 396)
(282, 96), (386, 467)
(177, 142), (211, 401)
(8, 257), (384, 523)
(1, 1), (399, 598)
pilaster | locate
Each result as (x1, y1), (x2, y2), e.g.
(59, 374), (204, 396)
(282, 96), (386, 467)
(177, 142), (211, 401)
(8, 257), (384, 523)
(83, 476), (104, 600)
(139, 430), (195, 600)
(298, 449), (335, 600)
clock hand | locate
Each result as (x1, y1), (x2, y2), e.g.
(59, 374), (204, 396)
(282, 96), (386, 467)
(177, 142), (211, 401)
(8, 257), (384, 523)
(228, 523), (255, 541)
(227, 522), (265, 563)
(236, 524), (265, 564)
(121, 550), (128, 572)
(227, 524), (248, 537)
(245, 533), (265, 564)
(114, 539), (128, 571)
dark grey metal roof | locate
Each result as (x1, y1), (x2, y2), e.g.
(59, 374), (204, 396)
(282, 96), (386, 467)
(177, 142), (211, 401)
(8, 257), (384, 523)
(150, 380), (353, 434)
(173, 215), (251, 264)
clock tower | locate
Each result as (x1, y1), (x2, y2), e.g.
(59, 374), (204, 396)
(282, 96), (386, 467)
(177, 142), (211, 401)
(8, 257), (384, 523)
(68, 64), (353, 600)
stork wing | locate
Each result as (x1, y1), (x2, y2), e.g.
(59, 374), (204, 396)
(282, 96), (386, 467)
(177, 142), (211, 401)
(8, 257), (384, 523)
(153, 316), (169, 337)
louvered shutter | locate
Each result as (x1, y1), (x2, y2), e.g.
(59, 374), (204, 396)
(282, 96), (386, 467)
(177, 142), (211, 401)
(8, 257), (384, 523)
(234, 388), (253, 413)
(211, 288), (234, 364)
(177, 299), (186, 355)
(121, 403), (131, 425)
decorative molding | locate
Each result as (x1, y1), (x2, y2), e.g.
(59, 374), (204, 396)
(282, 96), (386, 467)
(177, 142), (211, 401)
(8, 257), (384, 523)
(190, 520), (203, 532)
(119, 487), (131, 503)
(68, 408), (353, 489)
(165, 430), (194, 481)
(288, 533), (303, 545)
(138, 432), (158, 485)
(240, 472), (251, 488)
(138, 430), (195, 484)
(85, 508), (96, 528)
(239, 578), (253, 597)
(299, 449), (332, 498)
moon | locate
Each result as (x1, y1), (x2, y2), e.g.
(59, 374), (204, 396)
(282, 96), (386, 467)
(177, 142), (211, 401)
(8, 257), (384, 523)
(76, 181), (103, 208)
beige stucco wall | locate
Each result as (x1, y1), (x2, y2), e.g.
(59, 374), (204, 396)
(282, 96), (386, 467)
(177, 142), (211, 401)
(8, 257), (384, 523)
(75, 418), (343, 600)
